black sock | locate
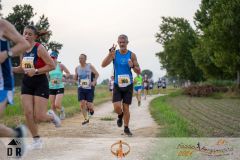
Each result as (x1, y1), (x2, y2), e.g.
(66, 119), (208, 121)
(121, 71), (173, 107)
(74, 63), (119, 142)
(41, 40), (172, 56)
(118, 112), (123, 119)
(124, 126), (129, 129)
(33, 136), (40, 141)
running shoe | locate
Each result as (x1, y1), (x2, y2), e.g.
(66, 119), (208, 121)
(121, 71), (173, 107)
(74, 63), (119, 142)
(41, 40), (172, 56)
(47, 110), (61, 127)
(89, 109), (94, 116)
(27, 138), (43, 150)
(138, 101), (141, 107)
(82, 119), (89, 125)
(124, 127), (133, 136)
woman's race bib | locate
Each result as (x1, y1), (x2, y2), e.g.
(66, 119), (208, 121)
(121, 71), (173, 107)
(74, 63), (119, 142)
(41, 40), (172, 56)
(80, 79), (90, 89)
(118, 75), (130, 88)
(51, 78), (60, 85)
(22, 57), (34, 70)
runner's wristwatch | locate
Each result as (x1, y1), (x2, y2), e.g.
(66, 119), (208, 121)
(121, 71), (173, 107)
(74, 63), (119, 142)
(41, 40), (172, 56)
(7, 50), (13, 57)
(35, 69), (39, 75)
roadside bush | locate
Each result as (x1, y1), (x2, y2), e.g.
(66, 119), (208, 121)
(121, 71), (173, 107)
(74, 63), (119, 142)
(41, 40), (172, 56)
(183, 84), (228, 97)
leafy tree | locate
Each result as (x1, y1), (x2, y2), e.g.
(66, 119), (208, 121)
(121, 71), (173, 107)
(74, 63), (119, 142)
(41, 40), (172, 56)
(141, 69), (153, 79)
(6, 4), (35, 34)
(156, 17), (203, 82)
(194, 0), (240, 87)
(46, 41), (63, 51)
(101, 79), (109, 85)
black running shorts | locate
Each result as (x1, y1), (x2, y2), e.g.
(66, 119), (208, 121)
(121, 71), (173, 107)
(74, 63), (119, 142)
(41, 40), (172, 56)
(112, 83), (133, 105)
(49, 88), (64, 95)
(21, 74), (49, 99)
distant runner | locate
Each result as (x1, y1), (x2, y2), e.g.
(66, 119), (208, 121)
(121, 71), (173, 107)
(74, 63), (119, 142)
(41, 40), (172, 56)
(134, 73), (143, 106)
(49, 51), (70, 120)
(157, 78), (162, 94)
(75, 54), (99, 125)
(148, 78), (154, 95)
(143, 74), (149, 100)
(109, 75), (114, 95)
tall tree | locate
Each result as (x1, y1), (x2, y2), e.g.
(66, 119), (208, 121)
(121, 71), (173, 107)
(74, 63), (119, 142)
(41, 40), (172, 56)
(194, 0), (240, 87)
(156, 17), (203, 82)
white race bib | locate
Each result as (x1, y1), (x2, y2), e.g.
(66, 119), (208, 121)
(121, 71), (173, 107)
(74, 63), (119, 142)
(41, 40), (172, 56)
(144, 82), (148, 87)
(118, 75), (130, 88)
(22, 57), (34, 70)
(80, 79), (90, 88)
(51, 78), (60, 85)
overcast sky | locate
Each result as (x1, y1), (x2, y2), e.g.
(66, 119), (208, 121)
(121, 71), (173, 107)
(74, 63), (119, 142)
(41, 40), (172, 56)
(2, 0), (201, 82)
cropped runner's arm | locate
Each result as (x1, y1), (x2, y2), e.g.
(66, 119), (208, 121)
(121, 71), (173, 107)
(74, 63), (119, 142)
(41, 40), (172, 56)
(1, 19), (30, 57)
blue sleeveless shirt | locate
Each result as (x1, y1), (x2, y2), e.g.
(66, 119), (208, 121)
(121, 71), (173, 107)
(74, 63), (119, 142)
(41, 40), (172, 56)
(113, 50), (133, 87)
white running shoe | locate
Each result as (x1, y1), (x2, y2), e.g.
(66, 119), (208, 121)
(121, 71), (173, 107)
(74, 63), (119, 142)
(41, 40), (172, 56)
(47, 109), (61, 127)
(27, 138), (43, 150)
(60, 106), (65, 120)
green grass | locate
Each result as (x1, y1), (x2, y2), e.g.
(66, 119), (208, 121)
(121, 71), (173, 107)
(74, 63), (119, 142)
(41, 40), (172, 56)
(150, 93), (200, 137)
(1, 85), (111, 127)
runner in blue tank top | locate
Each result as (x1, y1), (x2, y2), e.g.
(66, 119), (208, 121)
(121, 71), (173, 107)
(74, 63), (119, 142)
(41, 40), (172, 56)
(0, 19), (30, 156)
(102, 34), (141, 136)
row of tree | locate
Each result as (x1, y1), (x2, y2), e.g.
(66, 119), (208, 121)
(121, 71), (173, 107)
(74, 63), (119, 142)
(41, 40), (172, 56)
(156, 0), (240, 87)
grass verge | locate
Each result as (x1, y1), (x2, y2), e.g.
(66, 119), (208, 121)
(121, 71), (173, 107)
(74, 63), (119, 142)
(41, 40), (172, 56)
(150, 92), (200, 137)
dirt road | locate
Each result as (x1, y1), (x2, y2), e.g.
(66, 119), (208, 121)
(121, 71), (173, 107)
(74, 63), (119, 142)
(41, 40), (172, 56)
(23, 95), (161, 160)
